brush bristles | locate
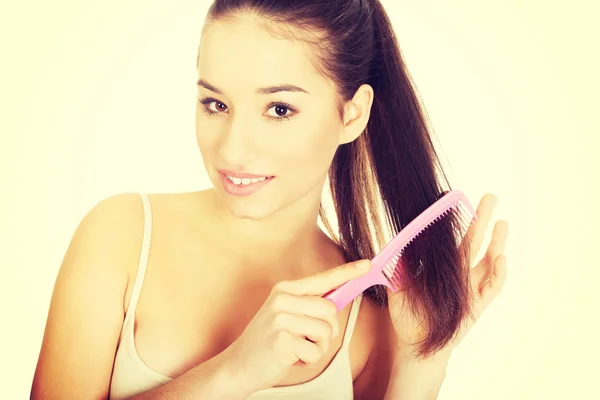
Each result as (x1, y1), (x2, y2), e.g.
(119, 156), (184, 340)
(382, 199), (477, 292)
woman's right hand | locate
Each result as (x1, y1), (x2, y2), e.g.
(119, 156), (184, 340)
(221, 259), (372, 393)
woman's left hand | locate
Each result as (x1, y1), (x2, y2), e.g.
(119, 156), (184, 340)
(387, 193), (509, 361)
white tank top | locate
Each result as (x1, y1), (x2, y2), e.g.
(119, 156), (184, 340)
(108, 193), (363, 399)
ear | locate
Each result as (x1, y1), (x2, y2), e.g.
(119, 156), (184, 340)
(339, 84), (374, 145)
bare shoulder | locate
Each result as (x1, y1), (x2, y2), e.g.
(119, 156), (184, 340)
(52, 192), (152, 298)
(30, 192), (150, 399)
(72, 192), (150, 282)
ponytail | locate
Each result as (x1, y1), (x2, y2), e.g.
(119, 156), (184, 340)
(323, 0), (473, 358)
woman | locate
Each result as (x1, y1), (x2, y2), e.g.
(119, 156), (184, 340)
(31, 0), (509, 399)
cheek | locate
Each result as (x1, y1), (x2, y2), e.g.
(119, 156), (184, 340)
(195, 113), (219, 158)
(267, 117), (340, 177)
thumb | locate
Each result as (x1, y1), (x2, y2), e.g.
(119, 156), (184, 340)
(281, 259), (372, 296)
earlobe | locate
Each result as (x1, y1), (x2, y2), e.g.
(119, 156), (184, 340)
(338, 84), (374, 145)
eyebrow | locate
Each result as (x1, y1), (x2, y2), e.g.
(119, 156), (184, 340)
(196, 79), (309, 95)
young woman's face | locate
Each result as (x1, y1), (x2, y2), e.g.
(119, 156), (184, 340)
(195, 16), (345, 220)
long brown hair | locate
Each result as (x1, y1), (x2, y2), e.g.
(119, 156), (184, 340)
(204, 0), (473, 358)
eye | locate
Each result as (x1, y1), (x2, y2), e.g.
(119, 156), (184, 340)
(198, 98), (228, 116)
(197, 97), (298, 123)
(265, 103), (296, 122)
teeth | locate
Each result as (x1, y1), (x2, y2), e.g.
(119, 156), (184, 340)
(227, 175), (268, 185)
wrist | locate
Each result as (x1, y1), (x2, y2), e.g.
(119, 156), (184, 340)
(384, 349), (451, 400)
(199, 349), (255, 400)
(392, 353), (449, 378)
(395, 347), (452, 368)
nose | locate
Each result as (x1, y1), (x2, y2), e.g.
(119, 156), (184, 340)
(217, 115), (258, 165)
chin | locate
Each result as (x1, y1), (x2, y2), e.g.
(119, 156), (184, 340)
(222, 199), (275, 221)
(210, 178), (279, 221)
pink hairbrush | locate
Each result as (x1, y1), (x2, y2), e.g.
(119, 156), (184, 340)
(323, 189), (478, 311)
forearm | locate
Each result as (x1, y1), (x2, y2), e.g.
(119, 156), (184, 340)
(128, 350), (253, 400)
(383, 352), (450, 400)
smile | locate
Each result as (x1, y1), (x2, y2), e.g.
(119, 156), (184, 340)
(225, 175), (268, 185)
(218, 171), (275, 196)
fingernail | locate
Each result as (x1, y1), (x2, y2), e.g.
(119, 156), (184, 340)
(356, 260), (370, 269)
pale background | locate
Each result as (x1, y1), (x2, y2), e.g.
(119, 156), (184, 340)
(1, 0), (597, 398)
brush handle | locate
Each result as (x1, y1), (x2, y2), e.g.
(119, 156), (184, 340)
(323, 270), (387, 312)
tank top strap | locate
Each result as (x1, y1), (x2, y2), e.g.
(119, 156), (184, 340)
(341, 293), (363, 349)
(118, 192), (153, 342)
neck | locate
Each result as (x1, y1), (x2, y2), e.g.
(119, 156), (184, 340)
(208, 188), (338, 278)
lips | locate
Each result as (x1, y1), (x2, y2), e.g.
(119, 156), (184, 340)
(219, 169), (273, 179)
(218, 170), (275, 197)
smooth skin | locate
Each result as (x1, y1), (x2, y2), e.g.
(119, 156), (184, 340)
(30, 192), (388, 399)
(31, 13), (509, 400)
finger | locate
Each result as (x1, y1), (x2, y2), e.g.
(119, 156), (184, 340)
(479, 254), (507, 307)
(269, 293), (340, 338)
(272, 312), (333, 355)
(471, 220), (509, 289)
(483, 220), (509, 270)
(291, 334), (324, 366)
(462, 193), (497, 267)
(274, 330), (323, 366)
(276, 259), (371, 296)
